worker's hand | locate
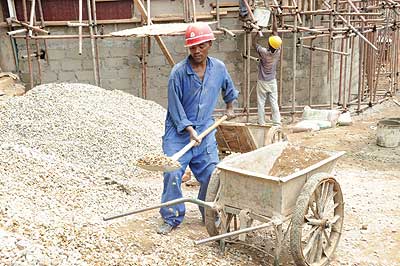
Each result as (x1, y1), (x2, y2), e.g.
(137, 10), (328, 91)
(186, 126), (201, 146)
(224, 108), (236, 121)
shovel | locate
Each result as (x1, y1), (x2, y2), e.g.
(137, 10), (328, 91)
(137, 115), (228, 172)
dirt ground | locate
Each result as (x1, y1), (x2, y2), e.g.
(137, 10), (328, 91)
(1, 89), (399, 266)
(113, 97), (400, 266)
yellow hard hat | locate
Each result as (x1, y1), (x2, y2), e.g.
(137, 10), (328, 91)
(268, 35), (282, 49)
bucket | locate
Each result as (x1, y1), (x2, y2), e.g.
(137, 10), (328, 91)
(376, 119), (400, 148)
(253, 7), (271, 28)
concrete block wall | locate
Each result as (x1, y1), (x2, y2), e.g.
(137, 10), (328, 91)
(0, 0), (360, 110)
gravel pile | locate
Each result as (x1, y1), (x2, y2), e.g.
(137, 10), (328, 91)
(0, 83), (168, 265)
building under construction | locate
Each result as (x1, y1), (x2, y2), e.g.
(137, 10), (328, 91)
(0, 0), (399, 117)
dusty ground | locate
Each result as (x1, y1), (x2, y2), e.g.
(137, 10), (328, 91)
(1, 86), (399, 266)
(103, 97), (400, 266)
(136, 98), (400, 266)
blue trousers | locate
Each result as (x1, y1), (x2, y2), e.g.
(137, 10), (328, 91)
(160, 133), (219, 227)
(239, 0), (249, 16)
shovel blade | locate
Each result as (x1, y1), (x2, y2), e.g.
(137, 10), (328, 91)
(136, 164), (181, 172)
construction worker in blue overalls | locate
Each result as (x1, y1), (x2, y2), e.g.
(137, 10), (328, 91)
(157, 22), (239, 234)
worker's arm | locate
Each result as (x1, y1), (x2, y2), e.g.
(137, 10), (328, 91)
(167, 71), (193, 134)
(272, 11), (278, 36)
(221, 65), (239, 120)
(252, 32), (259, 50)
(225, 101), (235, 120)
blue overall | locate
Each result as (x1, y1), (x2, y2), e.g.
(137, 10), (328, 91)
(160, 56), (239, 227)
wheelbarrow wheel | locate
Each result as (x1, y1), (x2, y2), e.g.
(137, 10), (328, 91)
(290, 173), (344, 266)
(265, 125), (287, 145)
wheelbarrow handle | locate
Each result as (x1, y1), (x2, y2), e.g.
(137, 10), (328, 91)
(103, 197), (215, 221)
(170, 115), (228, 162)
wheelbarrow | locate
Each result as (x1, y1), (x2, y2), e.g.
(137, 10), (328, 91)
(104, 142), (345, 266)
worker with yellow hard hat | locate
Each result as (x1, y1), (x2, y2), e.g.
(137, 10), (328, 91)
(252, 11), (282, 126)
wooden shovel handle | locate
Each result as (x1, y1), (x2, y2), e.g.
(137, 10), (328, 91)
(170, 115), (228, 161)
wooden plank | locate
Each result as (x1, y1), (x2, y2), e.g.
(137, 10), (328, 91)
(210, 2), (239, 8)
(216, 123), (258, 153)
(133, 0), (175, 66)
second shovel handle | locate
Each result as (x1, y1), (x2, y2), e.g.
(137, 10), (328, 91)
(170, 115), (228, 162)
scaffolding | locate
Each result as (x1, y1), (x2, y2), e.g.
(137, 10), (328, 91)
(1, 0), (400, 119)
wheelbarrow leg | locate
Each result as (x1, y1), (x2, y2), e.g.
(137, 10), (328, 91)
(273, 222), (283, 266)
(218, 210), (229, 253)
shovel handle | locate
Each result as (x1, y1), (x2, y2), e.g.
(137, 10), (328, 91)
(170, 115), (228, 161)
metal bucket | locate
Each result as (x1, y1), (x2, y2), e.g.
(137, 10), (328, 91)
(253, 7), (271, 28)
(376, 119), (400, 148)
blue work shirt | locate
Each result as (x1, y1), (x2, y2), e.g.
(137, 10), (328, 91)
(164, 56), (239, 144)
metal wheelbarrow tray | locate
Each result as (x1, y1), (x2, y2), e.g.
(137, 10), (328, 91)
(104, 142), (345, 266)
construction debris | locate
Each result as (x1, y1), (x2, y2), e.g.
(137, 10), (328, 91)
(0, 83), (169, 265)
(136, 153), (181, 170)
(269, 145), (330, 177)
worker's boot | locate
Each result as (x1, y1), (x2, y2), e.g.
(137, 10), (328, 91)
(156, 222), (174, 235)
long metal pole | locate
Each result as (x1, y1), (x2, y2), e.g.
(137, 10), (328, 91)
(91, 0), (101, 86)
(28, 0), (35, 37)
(292, 8), (298, 121)
(338, 38), (345, 105)
(37, 0), (49, 63)
(328, 7), (333, 109)
(246, 31), (251, 122)
(346, 36), (355, 108)
(308, 38), (313, 106)
(342, 37), (349, 107)
(78, 0), (83, 55)
(279, 16), (284, 108)
(195, 221), (274, 245)
(104, 197), (215, 221)
(22, 0), (33, 89)
(216, 0), (220, 28)
(87, 0), (99, 86)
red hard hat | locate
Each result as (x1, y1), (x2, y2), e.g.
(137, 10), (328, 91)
(185, 22), (216, 47)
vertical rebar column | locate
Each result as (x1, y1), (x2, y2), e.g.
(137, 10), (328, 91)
(78, 0), (83, 55)
(22, 0), (33, 89)
(342, 36), (349, 107)
(91, 0), (101, 86)
(191, 0), (197, 22)
(279, 15), (284, 108)
(357, 15), (365, 112)
(216, 0), (220, 28)
(338, 38), (344, 105)
(246, 31), (251, 122)
(37, 0), (49, 63)
(346, 36), (355, 108)
(291, 8), (298, 121)
(328, 7), (333, 109)
(308, 38), (313, 106)
(141, 37), (147, 99)
(87, 0), (99, 86)
(308, 2), (313, 106)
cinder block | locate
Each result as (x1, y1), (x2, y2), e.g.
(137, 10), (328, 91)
(47, 49), (66, 60)
(76, 70), (95, 82)
(147, 55), (166, 67)
(118, 68), (133, 79)
(42, 71), (58, 83)
(61, 59), (82, 71)
(104, 58), (128, 68)
(107, 78), (132, 91)
(218, 38), (238, 53)
(100, 69), (119, 79)
(82, 60), (94, 70)
(59, 71), (77, 82)
(109, 47), (131, 57)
